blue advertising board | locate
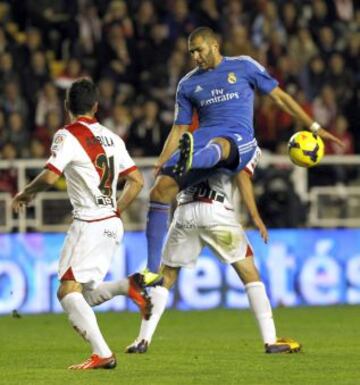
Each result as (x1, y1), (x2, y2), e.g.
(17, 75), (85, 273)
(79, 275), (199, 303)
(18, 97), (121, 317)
(1, 229), (360, 314)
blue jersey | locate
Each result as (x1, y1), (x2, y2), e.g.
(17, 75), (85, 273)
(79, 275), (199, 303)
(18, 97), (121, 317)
(174, 56), (278, 143)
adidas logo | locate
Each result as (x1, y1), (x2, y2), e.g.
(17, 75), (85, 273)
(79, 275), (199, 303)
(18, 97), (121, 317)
(194, 85), (203, 93)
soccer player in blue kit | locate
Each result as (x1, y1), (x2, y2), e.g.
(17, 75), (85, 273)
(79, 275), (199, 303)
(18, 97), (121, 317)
(146, 27), (343, 273)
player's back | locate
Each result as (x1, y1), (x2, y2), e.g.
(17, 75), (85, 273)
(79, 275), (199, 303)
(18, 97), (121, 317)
(47, 117), (136, 221)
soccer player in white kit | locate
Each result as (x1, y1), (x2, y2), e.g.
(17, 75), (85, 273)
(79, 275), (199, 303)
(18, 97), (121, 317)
(12, 78), (151, 370)
(125, 147), (301, 354)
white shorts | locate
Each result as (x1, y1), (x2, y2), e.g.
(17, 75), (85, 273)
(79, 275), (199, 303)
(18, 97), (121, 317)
(162, 201), (252, 269)
(58, 216), (123, 289)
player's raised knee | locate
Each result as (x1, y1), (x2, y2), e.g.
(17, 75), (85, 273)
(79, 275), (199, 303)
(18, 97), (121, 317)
(211, 137), (232, 160)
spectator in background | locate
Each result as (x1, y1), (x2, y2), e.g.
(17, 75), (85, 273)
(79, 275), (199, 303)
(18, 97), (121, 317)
(137, 23), (171, 87)
(303, 55), (327, 100)
(223, 25), (254, 57)
(326, 52), (354, 108)
(5, 112), (29, 157)
(0, 52), (19, 94)
(134, 0), (157, 41)
(288, 27), (318, 71)
(266, 30), (287, 69)
(221, 0), (250, 31)
(0, 80), (28, 121)
(127, 100), (166, 157)
(0, 27), (13, 55)
(195, 0), (221, 32)
(252, 1), (286, 49)
(77, 1), (102, 55)
(280, 1), (299, 39)
(26, 0), (78, 58)
(317, 26), (337, 60)
(327, 115), (354, 156)
(103, 0), (133, 39)
(103, 103), (131, 139)
(28, 137), (47, 159)
(344, 32), (359, 75)
(0, 142), (18, 195)
(313, 85), (338, 128)
(22, 50), (51, 123)
(309, 0), (335, 42)
(34, 110), (62, 150)
(54, 57), (84, 90)
(98, 23), (133, 84)
(35, 82), (62, 127)
(163, 0), (197, 41)
(97, 77), (116, 121)
(16, 27), (44, 69)
(257, 168), (305, 228)
(0, 109), (5, 147)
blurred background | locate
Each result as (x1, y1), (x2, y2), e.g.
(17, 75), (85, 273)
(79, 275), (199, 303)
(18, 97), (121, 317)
(0, 0), (359, 314)
(0, 0), (359, 232)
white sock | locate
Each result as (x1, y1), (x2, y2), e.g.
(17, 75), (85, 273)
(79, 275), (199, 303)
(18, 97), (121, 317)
(60, 292), (112, 357)
(245, 281), (276, 345)
(137, 286), (169, 344)
(83, 279), (129, 306)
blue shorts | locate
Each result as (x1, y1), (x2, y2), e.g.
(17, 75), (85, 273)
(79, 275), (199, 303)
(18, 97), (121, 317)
(161, 132), (258, 189)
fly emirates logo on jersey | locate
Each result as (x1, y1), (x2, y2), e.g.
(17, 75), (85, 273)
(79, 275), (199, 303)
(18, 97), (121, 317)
(200, 88), (239, 107)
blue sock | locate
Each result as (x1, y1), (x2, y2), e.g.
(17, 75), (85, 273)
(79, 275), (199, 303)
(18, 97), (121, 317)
(146, 201), (170, 272)
(191, 143), (222, 168)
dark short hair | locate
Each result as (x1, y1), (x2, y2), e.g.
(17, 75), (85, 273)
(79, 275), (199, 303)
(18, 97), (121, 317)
(188, 27), (218, 43)
(66, 78), (98, 115)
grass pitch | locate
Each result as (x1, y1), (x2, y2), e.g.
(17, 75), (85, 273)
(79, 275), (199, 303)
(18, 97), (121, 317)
(1, 306), (359, 385)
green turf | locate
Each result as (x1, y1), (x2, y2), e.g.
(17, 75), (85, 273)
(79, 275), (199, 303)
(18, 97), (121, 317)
(1, 306), (359, 385)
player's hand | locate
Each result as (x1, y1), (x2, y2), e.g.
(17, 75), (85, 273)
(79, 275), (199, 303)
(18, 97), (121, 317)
(317, 128), (345, 148)
(252, 215), (269, 244)
(11, 191), (34, 213)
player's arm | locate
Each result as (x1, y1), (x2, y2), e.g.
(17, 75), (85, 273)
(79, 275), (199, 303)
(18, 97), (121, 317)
(12, 169), (60, 213)
(268, 87), (343, 147)
(156, 124), (190, 168)
(116, 168), (144, 214)
(235, 170), (268, 243)
(155, 79), (193, 170)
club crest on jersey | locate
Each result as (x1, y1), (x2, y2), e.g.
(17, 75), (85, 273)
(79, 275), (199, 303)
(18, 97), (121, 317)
(227, 72), (237, 84)
(54, 135), (65, 144)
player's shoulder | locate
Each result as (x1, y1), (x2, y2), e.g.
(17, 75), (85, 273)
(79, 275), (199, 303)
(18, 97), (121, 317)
(98, 122), (127, 147)
(224, 55), (266, 72)
(52, 127), (73, 142)
(178, 67), (202, 88)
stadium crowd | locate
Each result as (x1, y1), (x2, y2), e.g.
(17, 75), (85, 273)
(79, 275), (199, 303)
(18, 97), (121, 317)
(0, 1), (358, 205)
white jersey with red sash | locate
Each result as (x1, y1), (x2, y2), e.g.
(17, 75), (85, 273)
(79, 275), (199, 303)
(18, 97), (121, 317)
(46, 117), (136, 221)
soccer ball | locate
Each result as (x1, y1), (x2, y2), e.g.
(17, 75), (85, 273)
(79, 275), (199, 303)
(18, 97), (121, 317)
(288, 131), (325, 167)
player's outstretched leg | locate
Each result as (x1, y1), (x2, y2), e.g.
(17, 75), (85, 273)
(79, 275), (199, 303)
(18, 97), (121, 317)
(128, 273), (153, 320)
(125, 266), (178, 353)
(233, 259), (301, 354)
(125, 280), (172, 353)
(83, 272), (160, 320)
(174, 133), (230, 176)
(173, 132), (194, 176)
